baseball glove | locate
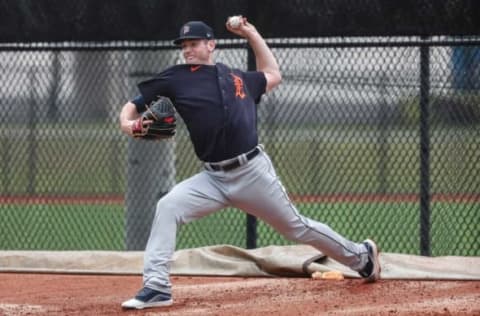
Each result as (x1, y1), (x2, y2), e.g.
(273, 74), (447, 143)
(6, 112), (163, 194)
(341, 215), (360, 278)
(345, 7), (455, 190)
(132, 96), (176, 140)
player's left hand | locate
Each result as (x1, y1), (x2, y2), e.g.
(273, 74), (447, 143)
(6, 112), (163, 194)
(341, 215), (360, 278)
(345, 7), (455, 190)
(132, 96), (177, 140)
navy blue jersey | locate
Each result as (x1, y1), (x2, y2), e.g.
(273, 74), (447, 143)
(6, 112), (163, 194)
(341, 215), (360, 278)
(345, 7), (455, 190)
(133, 63), (267, 162)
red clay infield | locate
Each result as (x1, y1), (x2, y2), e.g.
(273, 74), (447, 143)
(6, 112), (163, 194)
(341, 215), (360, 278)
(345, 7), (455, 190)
(0, 273), (479, 315)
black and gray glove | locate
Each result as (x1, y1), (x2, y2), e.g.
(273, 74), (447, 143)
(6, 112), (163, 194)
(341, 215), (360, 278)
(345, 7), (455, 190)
(132, 96), (176, 140)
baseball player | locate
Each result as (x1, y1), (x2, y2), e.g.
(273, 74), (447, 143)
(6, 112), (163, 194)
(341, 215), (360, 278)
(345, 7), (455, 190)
(119, 17), (381, 310)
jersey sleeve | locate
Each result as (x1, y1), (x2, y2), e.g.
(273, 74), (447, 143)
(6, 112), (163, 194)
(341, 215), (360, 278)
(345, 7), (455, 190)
(136, 67), (174, 105)
(243, 71), (267, 104)
(131, 95), (146, 112)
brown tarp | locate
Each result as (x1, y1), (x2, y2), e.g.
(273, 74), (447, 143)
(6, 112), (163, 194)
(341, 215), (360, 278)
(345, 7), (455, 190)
(1, 245), (479, 280)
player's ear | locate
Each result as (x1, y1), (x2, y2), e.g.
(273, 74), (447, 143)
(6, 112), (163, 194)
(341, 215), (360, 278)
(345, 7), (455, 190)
(207, 40), (216, 52)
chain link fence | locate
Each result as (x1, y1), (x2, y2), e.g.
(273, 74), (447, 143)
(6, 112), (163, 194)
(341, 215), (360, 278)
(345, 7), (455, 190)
(1, 37), (479, 255)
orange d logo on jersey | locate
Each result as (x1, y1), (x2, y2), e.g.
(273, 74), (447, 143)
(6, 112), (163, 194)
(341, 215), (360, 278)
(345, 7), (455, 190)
(230, 73), (246, 99)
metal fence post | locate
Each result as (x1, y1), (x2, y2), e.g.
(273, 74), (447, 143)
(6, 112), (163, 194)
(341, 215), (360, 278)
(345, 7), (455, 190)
(377, 73), (389, 194)
(246, 45), (257, 249)
(28, 68), (38, 195)
(419, 39), (431, 256)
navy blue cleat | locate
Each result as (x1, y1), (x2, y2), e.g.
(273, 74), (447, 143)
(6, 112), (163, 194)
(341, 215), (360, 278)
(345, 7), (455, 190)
(359, 239), (381, 283)
(121, 287), (173, 309)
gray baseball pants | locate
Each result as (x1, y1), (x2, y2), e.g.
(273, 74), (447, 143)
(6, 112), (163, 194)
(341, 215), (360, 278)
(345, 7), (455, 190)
(143, 145), (369, 294)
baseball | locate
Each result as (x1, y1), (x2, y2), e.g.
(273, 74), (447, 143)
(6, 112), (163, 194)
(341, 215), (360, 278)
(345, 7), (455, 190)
(228, 15), (242, 28)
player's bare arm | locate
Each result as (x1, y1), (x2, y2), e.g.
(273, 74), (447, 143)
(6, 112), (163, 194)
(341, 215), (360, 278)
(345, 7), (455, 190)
(226, 17), (281, 92)
(119, 101), (141, 136)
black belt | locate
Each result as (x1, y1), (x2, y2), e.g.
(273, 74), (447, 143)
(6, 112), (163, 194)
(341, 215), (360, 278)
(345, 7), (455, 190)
(205, 147), (260, 172)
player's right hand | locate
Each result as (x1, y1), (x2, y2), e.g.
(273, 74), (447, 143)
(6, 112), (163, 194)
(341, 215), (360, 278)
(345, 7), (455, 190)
(130, 118), (153, 137)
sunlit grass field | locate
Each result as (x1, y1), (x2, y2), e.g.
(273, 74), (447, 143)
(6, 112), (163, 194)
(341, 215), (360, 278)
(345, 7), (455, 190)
(1, 200), (478, 256)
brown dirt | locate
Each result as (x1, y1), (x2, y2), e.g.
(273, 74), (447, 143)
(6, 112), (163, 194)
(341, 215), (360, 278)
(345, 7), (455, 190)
(0, 273), (479, 315)
(2, 192), (479, 205)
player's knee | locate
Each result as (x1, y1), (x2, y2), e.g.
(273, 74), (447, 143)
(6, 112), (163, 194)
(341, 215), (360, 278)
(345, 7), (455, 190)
(155, 197), (184, 225)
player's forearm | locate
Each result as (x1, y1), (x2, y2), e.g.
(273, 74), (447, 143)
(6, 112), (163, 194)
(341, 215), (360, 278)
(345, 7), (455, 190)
(119, 101), (140, 135)
(246, 31), (282, 91)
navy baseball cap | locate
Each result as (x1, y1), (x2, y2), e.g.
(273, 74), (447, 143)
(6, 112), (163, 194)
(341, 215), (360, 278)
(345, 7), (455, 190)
(173, 21), (214, 45)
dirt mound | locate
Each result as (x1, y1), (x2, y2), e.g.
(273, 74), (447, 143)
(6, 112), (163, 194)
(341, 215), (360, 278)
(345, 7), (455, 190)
(0, 273), (479, 315)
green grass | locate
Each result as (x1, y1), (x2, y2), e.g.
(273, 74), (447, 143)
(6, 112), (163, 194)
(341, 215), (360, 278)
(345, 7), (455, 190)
(1, 201), (478, 256)
(0, 124), (478, 255)
(1, 125), (479, 195)
(0, 137), (125, 195)
(0, 204), (124, 250)
(263, 130), (480, 195)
